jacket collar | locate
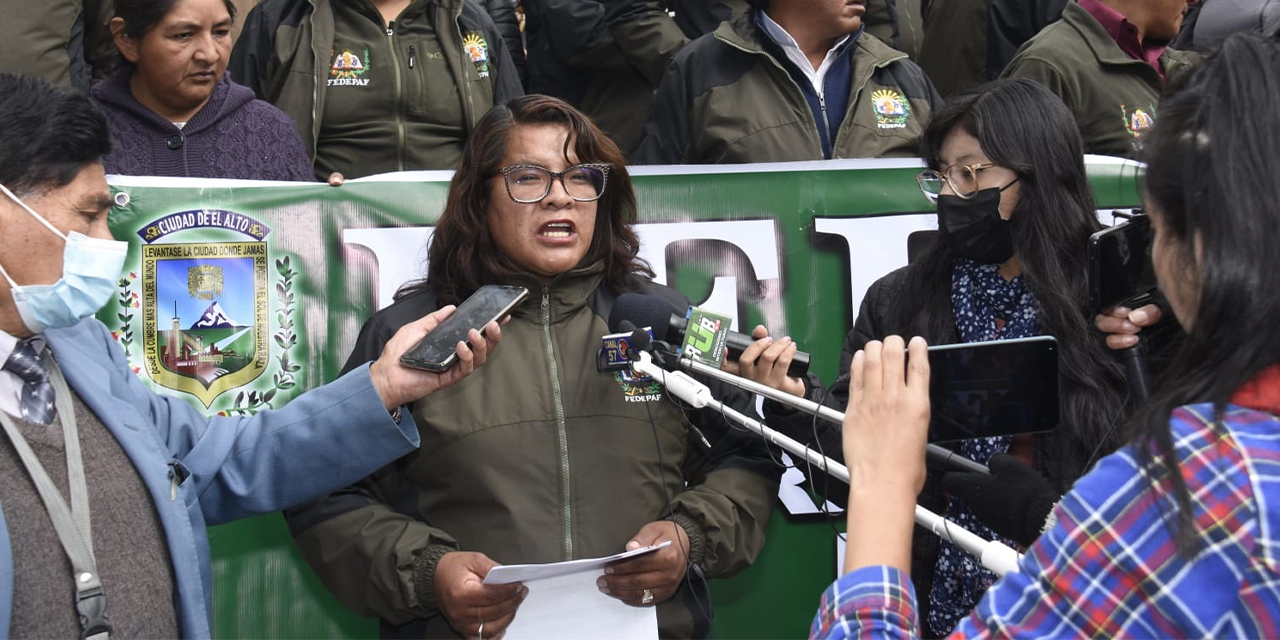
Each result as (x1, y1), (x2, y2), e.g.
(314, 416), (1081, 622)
(1061, 0), (1170, 72)
(1231, 365), (1280, 415)
(44, 321), (146, 430)
(502, 263), (605, 324)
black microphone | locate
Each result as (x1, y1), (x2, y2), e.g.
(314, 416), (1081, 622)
(608, 293), (810, 378)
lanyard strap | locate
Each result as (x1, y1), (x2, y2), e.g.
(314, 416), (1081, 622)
(0, 350), (110, 640)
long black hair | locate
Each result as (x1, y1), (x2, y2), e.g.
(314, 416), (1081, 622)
(1133, 31), (1280, 553)
(899, 78), (1130, 480)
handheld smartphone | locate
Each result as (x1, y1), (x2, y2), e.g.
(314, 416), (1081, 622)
(925, 336), (1060, 443)
(1089, 213), (1156, 313)
(399, 285), (529, 372)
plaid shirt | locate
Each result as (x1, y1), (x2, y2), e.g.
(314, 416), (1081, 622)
(813, 397), (1280, 639)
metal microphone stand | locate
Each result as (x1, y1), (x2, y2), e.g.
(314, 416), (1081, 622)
(671, 352), (991, 475)
(630, 351), (1022, 577)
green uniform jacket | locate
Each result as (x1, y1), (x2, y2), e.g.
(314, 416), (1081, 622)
(228, 0), (523, 168)
(0, 0), (116, 91)
(634, 10), (941, 165)
(284, 267), (781, 638)
(1001, 0), (1198, 159)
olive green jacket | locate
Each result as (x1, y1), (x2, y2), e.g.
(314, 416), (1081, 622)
(634, 10), (941, 165)
(228, 0), (522, 171)
(285, 268), (780, 638)
(1001, 0), (1198, 159)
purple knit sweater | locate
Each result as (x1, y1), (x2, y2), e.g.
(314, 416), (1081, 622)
(91, 68), (315, 181)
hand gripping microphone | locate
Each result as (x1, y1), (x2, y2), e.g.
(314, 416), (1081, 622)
(608, 294), (810, 378)
(609, 294), (991, 476)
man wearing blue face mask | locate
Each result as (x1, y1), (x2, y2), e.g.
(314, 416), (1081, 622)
(0, 72), (504, 639)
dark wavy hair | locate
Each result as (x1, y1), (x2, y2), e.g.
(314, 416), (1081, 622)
(1133, 31), (1280, 553)
(901, 78), (1130, 480)
(0, 73), (111, 198)
(406, 95), (653, 305)
(114, 0), (237, 39)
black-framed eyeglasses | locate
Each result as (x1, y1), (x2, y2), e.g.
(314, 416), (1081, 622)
(496, 163), (610, 203)
(916, 162), (1000, 203)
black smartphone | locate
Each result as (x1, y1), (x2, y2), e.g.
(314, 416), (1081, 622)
(925, 337), (1060, 443)
(1089, 213), (1156, 313)
(399, 285), (529, 372)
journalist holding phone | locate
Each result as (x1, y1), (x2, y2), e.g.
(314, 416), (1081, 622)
(0, 73), (499, 638)
(818, 30), (1280, 638)
(730, 78), (1134, 634)
(283, 95), (780, 639)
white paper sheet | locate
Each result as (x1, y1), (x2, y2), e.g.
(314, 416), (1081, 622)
(482, 542), (670, 640)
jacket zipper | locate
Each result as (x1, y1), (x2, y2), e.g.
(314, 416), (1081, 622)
(386, 24), (406, 172)
(540, 287), (572, 559)
(309, 7), (320, 162)
(448, 3), (478, 130)
(818, 91), (831, 159)
(408, 44), (416, 69)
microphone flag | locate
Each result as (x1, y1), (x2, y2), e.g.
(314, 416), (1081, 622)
(680, 306), (733, 368)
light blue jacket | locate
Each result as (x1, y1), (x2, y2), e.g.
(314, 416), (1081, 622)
(0, 317), (420, 638)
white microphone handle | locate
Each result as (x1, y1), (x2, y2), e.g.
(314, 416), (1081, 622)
(632, 354), (1021, 577)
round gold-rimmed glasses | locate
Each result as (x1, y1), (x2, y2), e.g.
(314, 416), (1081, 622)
(916, 162), (1000, 203)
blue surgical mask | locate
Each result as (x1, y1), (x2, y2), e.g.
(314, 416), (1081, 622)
(0, 183), (128, 333)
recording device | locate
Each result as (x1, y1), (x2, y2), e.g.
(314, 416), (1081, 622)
(607, 294), (811, 378)
(926, 337), (1060, 443)
(1089, 213), (1158, 401)
(1089, 213), (1156, 313)
(399, 285), (528, 372)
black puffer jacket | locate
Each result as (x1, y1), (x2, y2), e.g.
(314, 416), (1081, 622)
(523, 0), (689, 157)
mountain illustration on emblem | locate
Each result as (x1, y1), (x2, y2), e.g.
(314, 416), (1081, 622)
(192, 301), (237, 329)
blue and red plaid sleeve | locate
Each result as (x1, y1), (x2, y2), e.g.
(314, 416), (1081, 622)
(812, 565), (919, 640)
(811, 403), (1280, 639)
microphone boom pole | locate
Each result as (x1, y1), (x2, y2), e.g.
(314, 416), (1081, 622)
(631, 351), (1022, 577)
(675, 356), (991, 476)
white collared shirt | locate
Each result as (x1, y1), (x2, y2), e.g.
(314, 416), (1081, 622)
(757, 11), (852, 95)
(0, 329), (47, 419)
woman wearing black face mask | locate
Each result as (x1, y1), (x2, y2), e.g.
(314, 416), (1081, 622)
(728, 77), (1132, 636)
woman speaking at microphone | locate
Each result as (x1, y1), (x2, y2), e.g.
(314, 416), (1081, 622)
(815, 30), (1280, 638)
(283, 95), (779, 639)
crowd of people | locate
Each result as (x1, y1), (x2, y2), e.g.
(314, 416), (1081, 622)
(8, 0), (1277, 180)
(0, 0), (1278, 639)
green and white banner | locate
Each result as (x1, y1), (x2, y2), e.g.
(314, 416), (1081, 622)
(103, 157), (1142, 638)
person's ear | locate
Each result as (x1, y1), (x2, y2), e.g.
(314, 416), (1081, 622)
(110, 18), (140, 64)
